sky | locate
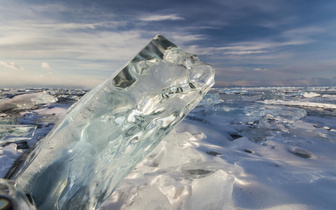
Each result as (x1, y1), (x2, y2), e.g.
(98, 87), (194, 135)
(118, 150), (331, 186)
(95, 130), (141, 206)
(1, 0), (336, 88)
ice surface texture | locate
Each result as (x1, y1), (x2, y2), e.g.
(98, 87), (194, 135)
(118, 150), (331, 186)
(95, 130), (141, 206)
(11, 35), (215, 209)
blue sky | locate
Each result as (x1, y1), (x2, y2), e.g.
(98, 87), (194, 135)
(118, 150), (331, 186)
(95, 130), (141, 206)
(1, 0), (336, 88)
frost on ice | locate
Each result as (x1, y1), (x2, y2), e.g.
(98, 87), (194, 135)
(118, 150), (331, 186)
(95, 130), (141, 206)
(9, 35), (215, 209)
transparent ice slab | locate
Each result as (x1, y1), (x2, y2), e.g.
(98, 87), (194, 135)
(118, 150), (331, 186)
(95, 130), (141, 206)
(10, 35), (215, 209)
(0, 125), (36, 147)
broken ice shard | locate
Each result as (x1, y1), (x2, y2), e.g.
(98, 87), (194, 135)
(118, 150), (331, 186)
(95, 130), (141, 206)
(10, 35), (215, 209)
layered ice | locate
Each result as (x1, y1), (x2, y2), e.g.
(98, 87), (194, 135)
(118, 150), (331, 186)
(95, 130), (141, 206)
(10, 35), (215, 209)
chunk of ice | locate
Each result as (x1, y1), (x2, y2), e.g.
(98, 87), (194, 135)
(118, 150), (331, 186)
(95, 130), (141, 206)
(0, 125), (36, 142)
(0, 125), (36, 147)
(10, 35), (215, 209)
(198, 92), (220, 106)
(0, 92), (57, 112)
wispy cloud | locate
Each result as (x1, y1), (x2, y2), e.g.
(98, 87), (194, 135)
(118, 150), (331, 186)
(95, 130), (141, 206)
(186, 38), (311, 56)
(223, 50), (267, 55)
(0, 25), (149, 62)
(218, 40), (310, 54)
(139, 14), (184, 21)
(0, 61), (24, 70)
(282, 26), (324, 38)
(39, 23), (96, 30)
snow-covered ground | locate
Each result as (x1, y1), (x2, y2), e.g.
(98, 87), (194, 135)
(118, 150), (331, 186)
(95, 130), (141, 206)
(1, 87), (336, 209)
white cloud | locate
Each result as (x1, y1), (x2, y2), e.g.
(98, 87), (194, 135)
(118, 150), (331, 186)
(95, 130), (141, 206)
(42, 62), (51, 69)
(139, 14), (184, 21)
(0, 61), (24, 70)
(253, 68), (268, 71)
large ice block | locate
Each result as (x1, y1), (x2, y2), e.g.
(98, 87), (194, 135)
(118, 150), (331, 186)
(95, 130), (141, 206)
(10, 35), (215, 209)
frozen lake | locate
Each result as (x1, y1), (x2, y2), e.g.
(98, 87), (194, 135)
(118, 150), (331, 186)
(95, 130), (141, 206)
(1, 86), (336, 209)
